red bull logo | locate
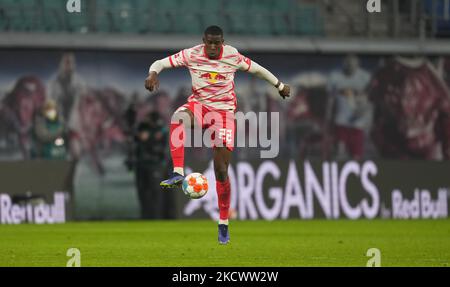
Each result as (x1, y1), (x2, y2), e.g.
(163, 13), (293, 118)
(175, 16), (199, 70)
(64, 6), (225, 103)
(200, 73), (211, 79)
(199, 72), (226, 83)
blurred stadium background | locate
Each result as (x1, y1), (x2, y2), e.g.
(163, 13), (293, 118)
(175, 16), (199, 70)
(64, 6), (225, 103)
(1, 0), (449, 37)
(0, 0), (450, 266)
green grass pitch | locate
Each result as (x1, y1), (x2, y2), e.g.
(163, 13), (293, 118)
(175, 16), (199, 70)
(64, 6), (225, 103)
(0, 220), (449, 267)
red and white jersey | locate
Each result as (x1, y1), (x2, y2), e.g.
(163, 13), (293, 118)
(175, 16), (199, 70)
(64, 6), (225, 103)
(168, 44), (252, 112)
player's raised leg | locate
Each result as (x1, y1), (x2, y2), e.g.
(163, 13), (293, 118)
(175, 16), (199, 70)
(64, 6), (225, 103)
(214, 146), (232, 244)
(160, 108), (195, 189)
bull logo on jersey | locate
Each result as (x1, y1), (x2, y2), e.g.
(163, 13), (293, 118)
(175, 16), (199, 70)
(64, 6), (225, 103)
(200, 72), (227, 84)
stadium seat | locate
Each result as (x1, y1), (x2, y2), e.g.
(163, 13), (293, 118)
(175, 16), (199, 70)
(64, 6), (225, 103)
(0, 0), (38, 32)
(0, 0), (20, 31)
(272, 0), (294, 35)
(200, 0), (226, 32)
(175, 0), (203, 34)
(20, 0), (40, 32)
(0, 0), (325, 36)
(65, 0), (90, 33)
(41, 0), (66, 32)
(0, 10), (5, 31)
(98, 0), (145, 34)
(424, 0), (450, 37)
(95, 0), (116, 33)
(224, 0), (250, 35)
(148, 0), (178, 33)
(113, 0), (139, 33)
(293, 4), (324, 36)
(248, 0), (274, 35)
(134, 0), (152, 34)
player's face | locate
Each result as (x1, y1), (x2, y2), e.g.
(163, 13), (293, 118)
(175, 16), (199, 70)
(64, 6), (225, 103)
(203, 34), (224, 59)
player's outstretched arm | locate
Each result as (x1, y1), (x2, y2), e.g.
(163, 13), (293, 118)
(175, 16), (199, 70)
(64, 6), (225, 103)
(145, 57), (173, 92)
(245, 60), (290, 99)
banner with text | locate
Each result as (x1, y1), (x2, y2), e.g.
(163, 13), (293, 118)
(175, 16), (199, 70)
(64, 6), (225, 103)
(0, 160), (73, 224)
(179, 160), (450, 220)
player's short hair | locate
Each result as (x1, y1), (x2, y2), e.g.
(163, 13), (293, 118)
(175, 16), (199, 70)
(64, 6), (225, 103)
(204, 25), (223, 36)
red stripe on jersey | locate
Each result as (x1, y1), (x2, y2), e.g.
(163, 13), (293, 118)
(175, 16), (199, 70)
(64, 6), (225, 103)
(192, 87), (235, 97)
(245, 60), (252, 71)
(194, 87), (233, 97)
(203, 96), (235, 102)
(195, 89), (235, 100)
(218, 46), (224, 59)
(230, 92), (237, 110)
(193, 84), (229, 94)
(202, 45), (207, 58)
(182, 49), (188, 67)
(169, 56), (175, 67)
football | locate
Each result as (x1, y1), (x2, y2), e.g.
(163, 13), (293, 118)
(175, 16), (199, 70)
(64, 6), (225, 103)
(181, 173), (209, 199)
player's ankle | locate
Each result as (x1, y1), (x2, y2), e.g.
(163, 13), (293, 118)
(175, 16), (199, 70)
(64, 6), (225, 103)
(219, 219), (229, 225)
(173, 167), (184, 176)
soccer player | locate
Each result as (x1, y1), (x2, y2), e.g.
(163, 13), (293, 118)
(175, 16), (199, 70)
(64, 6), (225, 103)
(145, 26), (290, 244)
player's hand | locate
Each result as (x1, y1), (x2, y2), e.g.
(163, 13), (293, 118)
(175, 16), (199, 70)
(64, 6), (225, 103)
(279, 84), (290, 99)
(145, 71), (159, 92)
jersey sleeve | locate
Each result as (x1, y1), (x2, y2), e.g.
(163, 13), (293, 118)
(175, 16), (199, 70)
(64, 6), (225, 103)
(237, 53), (252, 72)
(168, 49), (190, 68)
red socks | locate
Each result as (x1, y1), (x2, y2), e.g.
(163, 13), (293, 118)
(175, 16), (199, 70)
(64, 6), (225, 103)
(216, 178), (231, 220)
(172, 120), (231, 221)
(169, 122), (185, 170)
